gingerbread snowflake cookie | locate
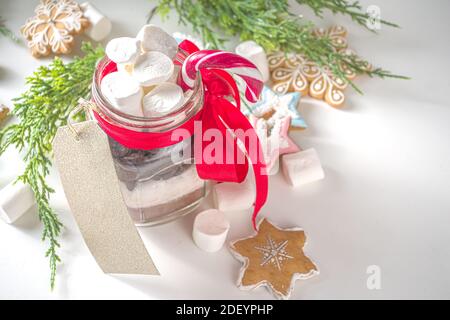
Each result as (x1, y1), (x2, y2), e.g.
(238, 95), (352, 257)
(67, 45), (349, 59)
(306, 26), (358, 106)
(21, 0), (89, 57)
(304, 57), (356, 107)
(268, 26), (369, 107)
(268, 52), (313, 96)
(313, 25), (348, 50)
(229, 218), (318, 299)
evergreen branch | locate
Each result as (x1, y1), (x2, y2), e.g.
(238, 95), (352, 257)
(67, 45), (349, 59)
(297, 0), (400, 30)
(151, 0), (406, 92)
(0, 17), (20, 43)
(0, 42), (104, 289)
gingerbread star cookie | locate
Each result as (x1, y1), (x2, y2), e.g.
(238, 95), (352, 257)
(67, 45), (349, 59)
(21, 0), (89, 58)
(229, 218), (318, 299)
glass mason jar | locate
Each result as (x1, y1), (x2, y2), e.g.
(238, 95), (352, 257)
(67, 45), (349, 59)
(91, 56), (208, 226)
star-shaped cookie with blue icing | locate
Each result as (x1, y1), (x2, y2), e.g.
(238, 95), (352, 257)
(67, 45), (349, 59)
(242, 86), (307, 130)
(229, 218), (318, 299)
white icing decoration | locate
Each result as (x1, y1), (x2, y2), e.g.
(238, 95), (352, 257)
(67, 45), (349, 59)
(21, 0), (87, 56)
(255, 235), (294, 271)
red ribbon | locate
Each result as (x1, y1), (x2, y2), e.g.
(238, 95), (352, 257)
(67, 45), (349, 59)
(94, 43), (268, 229)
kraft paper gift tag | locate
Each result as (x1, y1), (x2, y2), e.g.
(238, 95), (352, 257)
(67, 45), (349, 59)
(53, 120), (159, 275)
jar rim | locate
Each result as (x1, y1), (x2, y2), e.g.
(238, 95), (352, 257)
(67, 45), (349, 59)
(91, 55), (203, 132)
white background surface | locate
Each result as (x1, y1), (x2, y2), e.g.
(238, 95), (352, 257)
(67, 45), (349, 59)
(1, 0), (450, 299)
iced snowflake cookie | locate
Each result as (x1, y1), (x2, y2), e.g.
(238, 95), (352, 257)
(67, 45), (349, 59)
(305, 26), (358, 107)
(313, 25), (348, 50)
(269, 26), (369, 107)
(268, 52), (352, 107)
(268, 52), (313, 96)
(21, 0), (89, 58)
(304, 59), (356, 107)
(229, 218), (318, 299)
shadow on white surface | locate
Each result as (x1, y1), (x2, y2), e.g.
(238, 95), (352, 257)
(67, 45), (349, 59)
(8, 204), (40, 230)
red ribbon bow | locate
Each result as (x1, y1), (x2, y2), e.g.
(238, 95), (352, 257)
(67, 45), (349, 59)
(94, 41), (268, 229)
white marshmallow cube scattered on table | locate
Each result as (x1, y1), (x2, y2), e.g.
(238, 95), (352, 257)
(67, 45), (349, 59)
(235, 40), (270, 83)
(213, 178), (256, 212)
(281, 148), (325, 187)
(105, 37), (141, 64)
(137, 24), (179, 59)
(101, 71), (144, 117)
(193, 209), (230, 253)
(131, 51), (174, 87)
(80, 2), (112, 42)
(143, 82), (184, 117)
(0, 180), (36, 224)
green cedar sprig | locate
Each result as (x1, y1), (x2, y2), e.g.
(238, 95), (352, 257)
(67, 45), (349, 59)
(297, 0), (399, 30)
(0, 17), (20, 43)
(151, 0), (407, 92)
(0, 42), (104, 289)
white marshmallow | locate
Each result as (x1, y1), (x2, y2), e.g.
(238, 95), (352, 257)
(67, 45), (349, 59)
(142, 85), (156, 95)
(281, 148), (325, 187)
(116, 62), (133, 75)
(213, 178), (255, 212)
(193, 209), (230, 253)
(137, 24), (178, 59)
(235, 40), (270, 83)
(101, 71), (143, 117)
(143, 82), (184, 117)
(132, 51), (174, 87)
(80, 2), (112, 41)
(105, 37), (140, 64)
(0, 180), (36, 224)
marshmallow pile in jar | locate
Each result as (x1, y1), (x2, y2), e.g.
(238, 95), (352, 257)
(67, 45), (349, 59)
(91, 25), (207, 226)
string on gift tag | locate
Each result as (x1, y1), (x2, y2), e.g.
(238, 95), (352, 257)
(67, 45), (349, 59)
(67, 98), (98, 140)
